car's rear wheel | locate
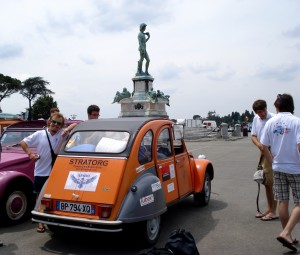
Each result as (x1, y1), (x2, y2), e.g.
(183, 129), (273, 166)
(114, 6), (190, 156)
(47, 225), (61, 234)
(137, 215), (161, 246)
(194, 172), (211, 206)
(0, 186), (33, 225)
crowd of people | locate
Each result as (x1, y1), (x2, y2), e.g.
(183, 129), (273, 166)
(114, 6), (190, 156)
(251, 94), (300, 252)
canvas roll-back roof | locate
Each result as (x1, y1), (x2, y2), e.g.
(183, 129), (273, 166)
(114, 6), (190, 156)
(73, 117), (163, 133)
(62, 117), (169, 157)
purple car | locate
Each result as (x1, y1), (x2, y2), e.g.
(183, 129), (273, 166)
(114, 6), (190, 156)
(0, 121), (47, 225)
(0, 119), (82, 225)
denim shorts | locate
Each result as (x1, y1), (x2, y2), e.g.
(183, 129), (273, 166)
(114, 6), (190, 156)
(33, 176), (48, 194)
(273, 171), (300, 204)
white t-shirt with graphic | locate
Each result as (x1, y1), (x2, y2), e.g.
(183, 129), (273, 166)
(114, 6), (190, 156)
(260, 112), (300, 174)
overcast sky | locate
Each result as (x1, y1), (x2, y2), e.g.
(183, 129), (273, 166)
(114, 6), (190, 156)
(1, 0), (300, 120)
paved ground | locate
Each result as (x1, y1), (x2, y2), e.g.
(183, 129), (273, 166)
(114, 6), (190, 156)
(0, 137), (299, 254)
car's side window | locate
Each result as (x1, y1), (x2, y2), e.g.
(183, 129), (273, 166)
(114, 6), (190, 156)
(157, 128), (172, 160)
(138, 130), (153, 165)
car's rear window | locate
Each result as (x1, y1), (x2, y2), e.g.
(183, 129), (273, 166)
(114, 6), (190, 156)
(65, 131), (130, 153)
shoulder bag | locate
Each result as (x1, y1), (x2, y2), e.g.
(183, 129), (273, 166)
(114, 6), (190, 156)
(253, 155), (264, 215)
(45, 129), (58, 167)
(253, 155), (265, 184)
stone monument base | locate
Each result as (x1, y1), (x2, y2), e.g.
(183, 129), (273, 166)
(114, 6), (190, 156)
(118, 76), (169, 118)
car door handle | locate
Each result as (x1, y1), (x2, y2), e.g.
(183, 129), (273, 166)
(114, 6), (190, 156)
(176, 159), (180, 163)
(158, 165), (162, 169)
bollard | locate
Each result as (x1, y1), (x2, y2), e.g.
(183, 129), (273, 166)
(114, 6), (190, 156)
(220, 123), (229, 139)
(234, 124), (241, 137)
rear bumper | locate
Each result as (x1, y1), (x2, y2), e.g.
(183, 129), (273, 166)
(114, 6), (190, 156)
(31, 211), (123, 232)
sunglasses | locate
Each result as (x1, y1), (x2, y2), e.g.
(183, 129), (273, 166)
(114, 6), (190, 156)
(51, 119), (62, 126)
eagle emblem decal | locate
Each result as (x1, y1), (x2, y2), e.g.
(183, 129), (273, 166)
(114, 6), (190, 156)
(64, 171), (101, 192)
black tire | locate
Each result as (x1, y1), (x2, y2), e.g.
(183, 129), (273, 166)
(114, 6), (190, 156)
(0, 185), (33, 225)
(194, 172), (211, 206)
(136, 215), (161, 246)
(47, 224), (76, 235)
(47, 225), (61, 234)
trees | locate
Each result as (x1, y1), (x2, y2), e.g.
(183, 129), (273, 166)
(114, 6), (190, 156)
(193, 115), (201, 120)
(194, 110), (255, 127)
(20, 77), (54, 120)
(32, 95), (58, 120)
(0, 74), (22, 112)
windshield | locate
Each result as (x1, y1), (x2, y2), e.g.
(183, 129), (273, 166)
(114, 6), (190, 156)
(1, 131), (35, 146)
(65, 131), (130, 153)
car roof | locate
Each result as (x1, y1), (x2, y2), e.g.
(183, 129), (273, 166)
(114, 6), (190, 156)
(62, 117), (170, 157)
(5, 120), (46, 130)
(74, 117), (166, 133)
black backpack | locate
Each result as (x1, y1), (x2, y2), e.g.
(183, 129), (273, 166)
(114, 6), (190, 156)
(138, 229), (200, 255)
(165, 229), (200, 255)
(138, 247), (173, 255)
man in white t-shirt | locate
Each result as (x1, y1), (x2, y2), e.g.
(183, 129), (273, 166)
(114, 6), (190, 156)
(20, 113), (75, 233)
(261, 94), (300, 252)
(251, 99), (277, 221)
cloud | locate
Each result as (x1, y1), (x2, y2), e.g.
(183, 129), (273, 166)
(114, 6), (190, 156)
(35, 0), (173, 38)
(36, 11), (87, 38)
(0, 44), (23, 59)
(188, 63), (220, 74)
(79, 55), (97, 65)
(90, 0), (172, 33)
(207, 68), (236, 81)
(256, 63), (300, 81)
(283, 24), (300, 38)
(295, 43), (300, 51)
(156, 63), (183, 81)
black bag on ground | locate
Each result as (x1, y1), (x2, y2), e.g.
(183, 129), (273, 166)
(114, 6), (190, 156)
(138, 247), (173, 255)
(165, 229), (200, 255)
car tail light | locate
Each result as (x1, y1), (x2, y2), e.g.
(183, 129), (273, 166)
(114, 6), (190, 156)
(96, 205), (112, 218)
(41, 199), (52, 211)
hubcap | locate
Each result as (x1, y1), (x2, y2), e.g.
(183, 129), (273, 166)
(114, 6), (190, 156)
(204, 176), (211, 202)
(6, 191), (27, 220)
(147, 216), (160, 241)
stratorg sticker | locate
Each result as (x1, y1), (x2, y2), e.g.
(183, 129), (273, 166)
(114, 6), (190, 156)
(64, 171), (100, 191)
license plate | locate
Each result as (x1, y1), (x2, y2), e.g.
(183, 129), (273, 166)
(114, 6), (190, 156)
(56, 201), (95, 215)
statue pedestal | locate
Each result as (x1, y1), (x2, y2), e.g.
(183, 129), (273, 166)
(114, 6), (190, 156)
(118, 76), (169, 118)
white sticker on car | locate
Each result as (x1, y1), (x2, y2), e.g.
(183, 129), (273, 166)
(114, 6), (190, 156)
(140, 194), (154, 206)
(151, 181), (162, 192)
(136, 165), (145, 173)
(64, 171), (100, 192)
(167, 182), (175, 193)
(169, 164), (175, 179)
